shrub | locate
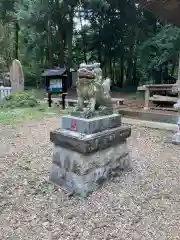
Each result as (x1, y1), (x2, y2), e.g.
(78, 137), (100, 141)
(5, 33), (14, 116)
(1, 92), (39, 109)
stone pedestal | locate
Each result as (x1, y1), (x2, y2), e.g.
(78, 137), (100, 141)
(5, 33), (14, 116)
(50, 114), (131, 197)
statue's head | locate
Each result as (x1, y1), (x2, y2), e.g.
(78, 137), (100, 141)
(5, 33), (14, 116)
(93, 62), (100, 68)
(79, 63), (86, 69)
(78, 63), (96, 85)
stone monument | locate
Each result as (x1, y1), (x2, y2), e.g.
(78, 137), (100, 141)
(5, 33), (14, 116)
(171, 83), (180, 144)
(164, 83), (180, 144)
(10, 59), (24, 92)
(172, 99), (180, 144)
(49, 63), (132, 197)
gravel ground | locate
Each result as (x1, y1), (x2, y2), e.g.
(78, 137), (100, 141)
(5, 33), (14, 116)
(1, 117), (180, 240)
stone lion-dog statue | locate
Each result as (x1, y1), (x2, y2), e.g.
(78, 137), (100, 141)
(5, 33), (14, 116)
(73, 62), (113, 118)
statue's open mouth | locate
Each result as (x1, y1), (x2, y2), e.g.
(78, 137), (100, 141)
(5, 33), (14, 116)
(78, 68), (95, 80)
(78, 74), (95, 80)
(79, 76), (95, 81)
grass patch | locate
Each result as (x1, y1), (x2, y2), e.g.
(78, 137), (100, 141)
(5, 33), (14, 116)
(25, 88), (61, 100)
(25, 88), (46, 100)
(0, 103), (69, 125)
(0, 90), (70, 125)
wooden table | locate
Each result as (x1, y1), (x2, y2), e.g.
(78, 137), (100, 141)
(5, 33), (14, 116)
(137, 84), (177, 110)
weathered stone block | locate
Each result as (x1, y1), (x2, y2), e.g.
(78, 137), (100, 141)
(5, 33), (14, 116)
(50, 142), (131, 197)
(52, 141), (129, 175)
(50, 126), (131, 154)
(61, 114), (121, 134)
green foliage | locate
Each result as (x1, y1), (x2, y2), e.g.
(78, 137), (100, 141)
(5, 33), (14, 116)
(0, 22), (14, 69)
(140, 25), (180, 70)
(0, 0), (15, 23)
(0, 0), (180, 88)
(2, 92), (39, 109)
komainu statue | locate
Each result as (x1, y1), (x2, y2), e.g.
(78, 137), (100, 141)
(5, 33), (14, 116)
(73, 62), (113, 118)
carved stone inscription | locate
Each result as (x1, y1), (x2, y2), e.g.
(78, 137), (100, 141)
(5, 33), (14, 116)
(87, 129), (130, 152)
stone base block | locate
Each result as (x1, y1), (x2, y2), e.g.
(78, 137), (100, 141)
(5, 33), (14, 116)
(61, 113), (121, 134)
(50, 126), (131, 154)
(49, 141), (131, 198)
(70, 108), (114, 119)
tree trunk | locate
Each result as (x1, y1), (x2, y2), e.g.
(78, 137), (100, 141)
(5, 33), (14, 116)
(97, 47), (102, 64)
(112, 58), (116, 86)
(163, 61), (168, 82)
(59, 32), (65, 67)
(109, 57), (113, 80)
(132, 55), (138, 86)
(104, 66), (107, 78)
(119, 54), (124, 87)
(125, 26), (136, 86)
(171, 57), (177, 76)
(14, 22), (19, 60)
(54, 0), (65, 67)
(55, 20), (65, 67)
(3, 23), (12, 69)
(67, 7), (74, 69)
(176, 53), (180, 88)
(47, 19), (53, 68)
(126, 57), (133, 86)
(79, 6), (87, 63)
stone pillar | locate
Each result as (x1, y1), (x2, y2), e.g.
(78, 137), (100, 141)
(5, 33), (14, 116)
(172, 53), (180, 144)
(49, 114), (131, 197)
(144, 87), (150, 110)
(10, 59), (24, 92)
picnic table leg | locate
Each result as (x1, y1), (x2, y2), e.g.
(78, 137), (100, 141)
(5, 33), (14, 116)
(144, 89), (150, 110)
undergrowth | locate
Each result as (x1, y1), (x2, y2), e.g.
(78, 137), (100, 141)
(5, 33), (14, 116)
(1, 92), (39, 109)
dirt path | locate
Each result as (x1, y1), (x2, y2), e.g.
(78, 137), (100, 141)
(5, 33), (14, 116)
(1, 118), (180, 240)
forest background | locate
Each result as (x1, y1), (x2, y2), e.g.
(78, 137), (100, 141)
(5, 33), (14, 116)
(1, 0), (180, 90)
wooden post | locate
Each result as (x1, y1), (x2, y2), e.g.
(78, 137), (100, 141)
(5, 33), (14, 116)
(62, 93), (66, 110)
(48, 91), (52, 107)
(144, 87), (150, 110)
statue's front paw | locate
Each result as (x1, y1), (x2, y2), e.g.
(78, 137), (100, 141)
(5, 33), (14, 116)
(172, 86), (178, 93)
(73, 106), (81, 112)
(174, 99), (180, 110)
(99, 105), (106, 110)
(83, 109), (93, 118)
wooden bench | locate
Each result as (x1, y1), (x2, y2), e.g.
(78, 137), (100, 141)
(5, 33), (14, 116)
(138, 84), (177, 110)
